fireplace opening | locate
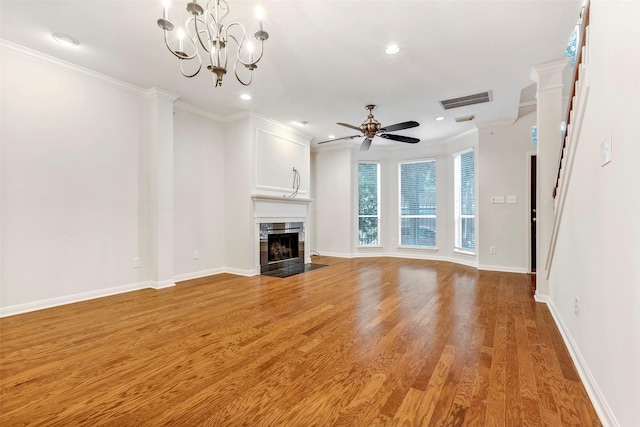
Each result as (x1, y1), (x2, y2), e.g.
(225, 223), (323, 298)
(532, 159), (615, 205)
(268, 232), (299, 263)
(259, 222), (305, 274)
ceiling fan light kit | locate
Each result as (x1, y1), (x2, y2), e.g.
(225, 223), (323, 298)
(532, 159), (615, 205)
(317, 105), (420, 151)
(157, 0), (268, 87)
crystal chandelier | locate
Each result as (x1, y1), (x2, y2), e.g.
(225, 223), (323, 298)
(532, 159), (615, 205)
(157, 0), (268, 87)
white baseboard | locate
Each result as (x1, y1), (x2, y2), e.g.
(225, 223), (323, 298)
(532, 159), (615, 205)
(147, 279), (176, 290)
(536, 298), (619, 427)
(477, 264), (528, 274)
(174, 268), (226, 283)
(0, 281), (151, 318)
(223, 267), (257, 277)
(313, 251), (354, 258)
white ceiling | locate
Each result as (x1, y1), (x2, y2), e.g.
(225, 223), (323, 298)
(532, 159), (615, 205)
(0, 0), (581, 148)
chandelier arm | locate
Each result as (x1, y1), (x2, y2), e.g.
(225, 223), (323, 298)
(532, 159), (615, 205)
(209, 0), (230, 23)
(233, 58), (253, 86)
(179, 54), (203, 78)
(226, 22), (261, 66)
(163, 30), (197, 60)
(191, 14), (213, 54)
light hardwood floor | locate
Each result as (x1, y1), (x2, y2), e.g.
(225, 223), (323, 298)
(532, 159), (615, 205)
(0, 257), (600, 426)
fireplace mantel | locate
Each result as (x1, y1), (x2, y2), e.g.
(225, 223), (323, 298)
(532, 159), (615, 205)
(251, 194), (313, 205)
(252, 194), (312, 220)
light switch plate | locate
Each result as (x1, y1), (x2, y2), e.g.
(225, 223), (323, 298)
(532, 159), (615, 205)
(507, 195), (517, 204)
(490, 196), (505, 204)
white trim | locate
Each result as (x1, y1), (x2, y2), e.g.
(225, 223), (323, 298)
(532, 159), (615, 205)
(250, 112), (313, 141)
(174, 101), (225, 122)
(453, 249), (476, 256)
(446, 128), (479, 143)
(0, 281), (152, 318)
(148, 279), (176, 290)
(478, 264), (528, 274)
(224, 267), (258, 277)
(536, 298), (620, 427)
(251, 194), (313, 204)
(0, 39), (149, 97)
(313, 251), (354, 258)
(475, 118), (516, 129)
(174, 268), (226, 283)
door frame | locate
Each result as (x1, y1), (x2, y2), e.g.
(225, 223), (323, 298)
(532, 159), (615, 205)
(526, 151), (537, 274)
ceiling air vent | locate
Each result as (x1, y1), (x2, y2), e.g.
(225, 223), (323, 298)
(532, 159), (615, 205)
(439, 91), (492, 110)
(455, 115), (475, 123)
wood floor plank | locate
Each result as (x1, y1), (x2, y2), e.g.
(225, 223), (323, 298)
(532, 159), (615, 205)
(0, 257), (601, 425)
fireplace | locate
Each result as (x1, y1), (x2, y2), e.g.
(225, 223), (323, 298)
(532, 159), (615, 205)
(259, 222), (305, 273)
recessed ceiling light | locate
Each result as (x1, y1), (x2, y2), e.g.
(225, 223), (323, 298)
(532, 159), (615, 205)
(240, 94), (252, 100)
(385, 44), (400, 55)
(435, 116), (445, 121)
(52, 33), (80, 47)
(328, 134), (335, 139)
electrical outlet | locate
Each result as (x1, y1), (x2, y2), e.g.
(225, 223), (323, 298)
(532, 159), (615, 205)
(490, 246), (497, 254)
(133, 257), (140, 268)
(193, 250), (199, 260)
(575, 296), (580, 318)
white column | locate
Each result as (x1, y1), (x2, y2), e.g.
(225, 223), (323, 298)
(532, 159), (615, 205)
(530, 59), (569, 296)
(148, 88), (178, 288)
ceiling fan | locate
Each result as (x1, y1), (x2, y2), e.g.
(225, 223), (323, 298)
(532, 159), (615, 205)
(317, 105), (420, 151)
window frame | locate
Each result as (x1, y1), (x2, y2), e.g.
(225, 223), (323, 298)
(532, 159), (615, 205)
(453, 148), (475, 254)
(357, 161), (381, 247)
(397, 158), (437, 249)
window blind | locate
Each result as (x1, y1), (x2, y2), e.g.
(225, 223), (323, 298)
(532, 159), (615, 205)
(399, 160), (436, 247)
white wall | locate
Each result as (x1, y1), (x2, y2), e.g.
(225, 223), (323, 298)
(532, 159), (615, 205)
(1, 46), (148, 312)
(478, 114), (537, 273)
(547, 2), (640, 425)
(173, 108), (226, 279)
(0, 43), (312, 314)
(312, 146), (354, 256)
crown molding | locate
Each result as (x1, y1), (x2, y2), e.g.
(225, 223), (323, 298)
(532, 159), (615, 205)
(0, 39), (150, 98)
(475, 118), (517, 129)
(174, 100), (226, 121)
(446, 128), (479, 142)
(145, 87), (179, 102)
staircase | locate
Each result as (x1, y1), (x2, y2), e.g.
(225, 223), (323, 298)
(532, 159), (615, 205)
(546, 1), (591, 276)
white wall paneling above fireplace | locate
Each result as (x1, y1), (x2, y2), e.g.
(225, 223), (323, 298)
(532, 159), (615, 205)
(254, 127), (310, 197)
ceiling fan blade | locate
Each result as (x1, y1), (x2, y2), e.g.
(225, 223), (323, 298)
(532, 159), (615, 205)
(337, 122), (362, 132)
(360, 138), (372, 151)
(380, 133), (420, 144)
(316, 134), (362, 144)
(380, 120), (420, 133)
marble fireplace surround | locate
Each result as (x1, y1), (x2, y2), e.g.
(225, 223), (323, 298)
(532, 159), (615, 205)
(252, 194), (312, 273)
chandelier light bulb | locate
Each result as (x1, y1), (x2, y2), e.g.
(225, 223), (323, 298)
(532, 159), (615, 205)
(162, 0), (170, 20)
(255, 6), (265, 31)
(177, 27), (184, 51)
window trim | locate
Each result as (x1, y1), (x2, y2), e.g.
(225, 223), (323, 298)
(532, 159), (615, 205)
(358, 161), (381, 247)
(453, 148), (475, 253)
(398, 158), (437, 248)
